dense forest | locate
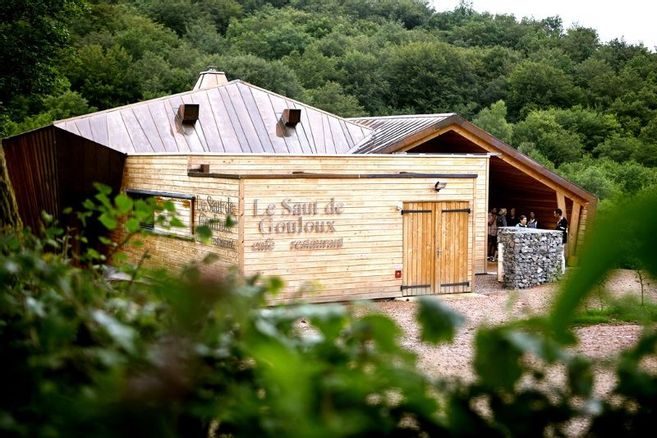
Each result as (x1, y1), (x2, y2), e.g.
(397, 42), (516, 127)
(2, 0), (657, 203)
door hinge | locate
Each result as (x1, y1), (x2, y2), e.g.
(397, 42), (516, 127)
(400, 284), (431, 291)
(401, 209), (432, 215)
(442, 208), (471, 213)
(440, 281), (470, 287)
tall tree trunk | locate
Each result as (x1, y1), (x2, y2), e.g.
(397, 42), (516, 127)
(0, 145), (22, 229)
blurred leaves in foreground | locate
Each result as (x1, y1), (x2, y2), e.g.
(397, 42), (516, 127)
(1, 186), (657, 436)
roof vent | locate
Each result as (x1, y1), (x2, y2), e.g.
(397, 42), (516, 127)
(177, 104), (199, 124)
(193, 67), (228, 91)
(280, 108), (301, 127)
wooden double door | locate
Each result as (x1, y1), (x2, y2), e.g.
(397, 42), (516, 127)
(401, 201), (471, 295)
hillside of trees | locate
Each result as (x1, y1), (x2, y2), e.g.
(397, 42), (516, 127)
(2, 0), (657, 203)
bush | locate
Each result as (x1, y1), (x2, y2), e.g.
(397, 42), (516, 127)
(2, 186), (657, 436)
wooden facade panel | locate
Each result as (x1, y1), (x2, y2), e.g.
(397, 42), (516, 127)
(242, 179), (478, 301)
(117, 153), (487, 302)
(186, 154), (487, 274)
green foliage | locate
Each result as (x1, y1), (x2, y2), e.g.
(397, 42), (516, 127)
(574, 295), (657, 326)
(472, 100), (513, 143)
(382, 41), (479, 114)
(0, 0), (85, 108)
(417, 296), (463, 344)
(210, 54), (305, 99)
(2, 0), (657, 213)
(3, 181), (657, 436)
(305, 82), (365, 117)
(507, 60), (581, 119)
(513, 110), (584, 165)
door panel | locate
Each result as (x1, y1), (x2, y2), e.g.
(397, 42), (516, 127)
(402, 201), (471, 296)
(437, 202), (471, 294)
(401, 202), (434, 296)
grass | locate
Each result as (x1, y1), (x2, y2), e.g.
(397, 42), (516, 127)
(572, 293), (657, 326)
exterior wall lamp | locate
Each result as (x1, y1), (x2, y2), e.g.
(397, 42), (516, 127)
(434, 181), (447, 192)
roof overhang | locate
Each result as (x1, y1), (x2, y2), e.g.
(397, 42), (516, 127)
(353, 114), (597, 205)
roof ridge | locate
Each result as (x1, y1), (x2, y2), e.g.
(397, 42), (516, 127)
(349, 113), (456, 120)
(233, 80), (373, 132)
(54, 79), (239, 125)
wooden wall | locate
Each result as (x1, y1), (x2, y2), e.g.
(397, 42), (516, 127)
(120, 154), (489, 302)
(241, 176), (477, 302)
(2, 127), (125, 231)
(119, 155), (240, 270)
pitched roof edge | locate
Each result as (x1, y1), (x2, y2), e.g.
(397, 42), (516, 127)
(361, 114), (597, 204)
(453, 116), (597, 203)
(349, 113), (456, 121)
(52, 81), (239, 127)
(238, 80), (373, 132)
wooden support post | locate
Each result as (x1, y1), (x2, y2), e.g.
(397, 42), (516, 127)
(556, 191), (567, 257)
(569, 201), (581, 258)
(556, 191), (566, 217)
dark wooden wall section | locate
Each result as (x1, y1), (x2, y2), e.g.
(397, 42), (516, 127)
(489, 157), (559, 230)
(3, 127), (60, 230)
(55, 129), (126, 213)
(2, 127), (126, 231)
(409, 132), (563, 230)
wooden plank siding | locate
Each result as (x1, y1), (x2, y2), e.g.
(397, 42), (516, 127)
(185, 154), (488, 272)
(119, 155), (240, 270)
(2, 127), (125, 232)
(118, 154), (488, 303)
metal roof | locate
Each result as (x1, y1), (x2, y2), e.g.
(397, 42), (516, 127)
(348, 114), (455, 154)
(53, 80), (372, 155)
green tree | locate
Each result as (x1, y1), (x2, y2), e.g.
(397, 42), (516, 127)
(551, 106), (622, 152)
(381, 41), (479, 115)
(0, 0), (84, 113)
(305, 81), (365, 117)
(472, 100), (513, 143)
(560, 26), (599, 63)
(507, 60), (581, 119)
(3, 90), (96, 137)
(63, 44), (142, 109)
(593, 135), (643, 163)
(208, 54), (305, 99)
(513, 110), (584, 165)
(0, 149), (21, 228)
(225, 6), (315, 59)
(557, 159), (620, 199)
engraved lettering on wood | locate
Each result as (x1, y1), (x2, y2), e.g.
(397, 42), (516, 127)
(251, 197), (345, 251)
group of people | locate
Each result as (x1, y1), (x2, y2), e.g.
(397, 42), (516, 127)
(487, 207), (568, 261)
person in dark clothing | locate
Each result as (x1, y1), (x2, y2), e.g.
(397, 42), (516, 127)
(509, 207), (517, 226)
(497, 208), (508, 228)
(527, 211), (538, 228)
(487, 211), (498, 261)
(554, 208), (568, 244)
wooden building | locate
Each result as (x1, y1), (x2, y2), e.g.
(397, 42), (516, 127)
(2, 70), (596, 302)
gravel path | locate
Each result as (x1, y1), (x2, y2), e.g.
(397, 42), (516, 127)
(369, 270), (657, 387)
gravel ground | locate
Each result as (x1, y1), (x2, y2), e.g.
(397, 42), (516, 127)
(369, 269), (657, 388)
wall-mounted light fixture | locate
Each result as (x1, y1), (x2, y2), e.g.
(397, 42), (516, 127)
(434, 181), (447, 192)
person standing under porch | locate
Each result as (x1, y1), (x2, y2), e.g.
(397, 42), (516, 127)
(554, 208), (568, 271)
(527, 211), (538, 228)
(488, 211), (498, 261)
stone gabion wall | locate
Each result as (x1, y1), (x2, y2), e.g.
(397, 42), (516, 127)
(498, 228), (564, 289)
